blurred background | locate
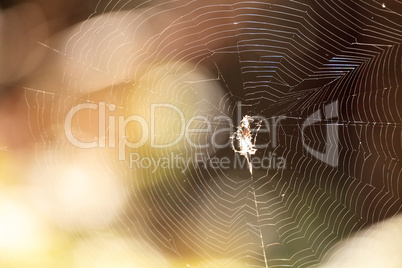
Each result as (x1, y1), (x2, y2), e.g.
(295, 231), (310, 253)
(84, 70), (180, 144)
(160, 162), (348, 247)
(0, 0), (401, 267)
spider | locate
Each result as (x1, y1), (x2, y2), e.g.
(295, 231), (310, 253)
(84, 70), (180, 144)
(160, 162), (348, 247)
(231, 115), (261, 174)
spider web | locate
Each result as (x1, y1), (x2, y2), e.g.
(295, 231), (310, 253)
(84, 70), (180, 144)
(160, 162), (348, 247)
(24, 0), (401, 267)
